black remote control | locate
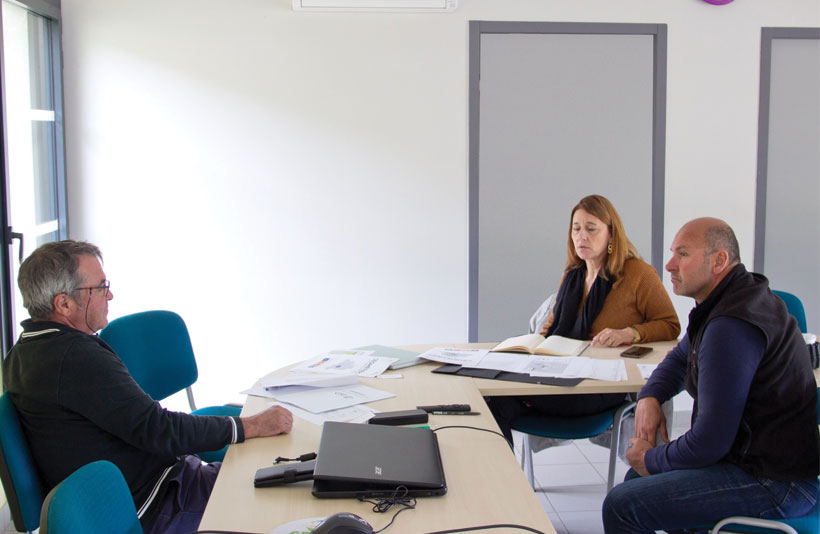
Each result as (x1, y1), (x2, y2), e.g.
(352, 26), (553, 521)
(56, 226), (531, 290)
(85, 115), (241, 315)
(417, 404), (471, 413)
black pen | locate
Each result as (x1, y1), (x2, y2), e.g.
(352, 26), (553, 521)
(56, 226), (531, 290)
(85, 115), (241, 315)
(431, 411), (481, 416)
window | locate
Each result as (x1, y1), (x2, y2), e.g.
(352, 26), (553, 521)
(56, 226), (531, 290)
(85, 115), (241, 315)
(0, 0), (67, 351)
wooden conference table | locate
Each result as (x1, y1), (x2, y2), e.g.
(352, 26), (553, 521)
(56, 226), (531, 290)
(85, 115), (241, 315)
(199, 339), (787, 533)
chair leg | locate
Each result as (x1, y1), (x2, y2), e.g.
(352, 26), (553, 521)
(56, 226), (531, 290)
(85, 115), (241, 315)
(608, 401), (637, 492)
(711, 516), (798, 534)
(606, 428), (618, 493)
(186, 387), (197, 412)
(521, 434), (535, 490)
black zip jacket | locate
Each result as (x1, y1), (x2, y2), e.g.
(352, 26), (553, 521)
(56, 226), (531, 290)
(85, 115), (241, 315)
(3, 320), (244, 513)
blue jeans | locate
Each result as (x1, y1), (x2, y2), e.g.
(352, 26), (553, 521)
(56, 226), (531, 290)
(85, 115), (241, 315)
(602, 463), (818, 534)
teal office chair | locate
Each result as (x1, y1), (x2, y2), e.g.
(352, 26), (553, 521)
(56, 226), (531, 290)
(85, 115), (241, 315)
(694, 387), (820, 534)
(773, 290), (808, 334)
(0, 393), (47, 533)
(40, 460), (142, 534)
(511, 399), (636, 492)
(99, 310), (241, 463)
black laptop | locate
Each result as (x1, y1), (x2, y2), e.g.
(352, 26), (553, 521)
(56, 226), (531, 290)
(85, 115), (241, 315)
(311, 421), (447, 499)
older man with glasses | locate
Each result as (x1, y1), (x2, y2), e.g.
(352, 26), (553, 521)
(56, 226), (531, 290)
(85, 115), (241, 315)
(3, 240), (293, 534)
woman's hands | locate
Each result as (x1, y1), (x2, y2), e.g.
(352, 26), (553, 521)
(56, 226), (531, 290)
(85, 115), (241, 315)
(591, 327), (634, 347)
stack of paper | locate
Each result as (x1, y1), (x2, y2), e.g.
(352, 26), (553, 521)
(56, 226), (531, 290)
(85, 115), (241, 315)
(526, 356), (627, 381)
(291, 350), (398, 378)
(266, 402), (378, 426)
(272, 384), (395, 414)
(419, 347), (627, 382)
(418, 347), (489, 367)
(241, 373), (358, 399)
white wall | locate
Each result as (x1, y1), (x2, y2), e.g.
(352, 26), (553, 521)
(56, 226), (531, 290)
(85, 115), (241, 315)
(59, 0), (820, 409)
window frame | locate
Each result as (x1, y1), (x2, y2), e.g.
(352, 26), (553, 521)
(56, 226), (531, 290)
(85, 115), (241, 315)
(0, 0), (67, 355)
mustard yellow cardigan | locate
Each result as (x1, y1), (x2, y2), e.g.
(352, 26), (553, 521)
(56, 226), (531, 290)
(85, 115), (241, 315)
(542, 257), (681, 342)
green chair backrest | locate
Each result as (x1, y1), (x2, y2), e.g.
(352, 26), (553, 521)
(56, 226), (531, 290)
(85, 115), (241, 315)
(773, 290), (808, 334)
(0, 393), (46, 532)
(100, 310), (199, 402)
(40, 460), (142, 534)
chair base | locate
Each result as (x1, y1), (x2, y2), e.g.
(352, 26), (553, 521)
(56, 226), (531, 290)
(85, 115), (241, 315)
(516, 401), (636, 493)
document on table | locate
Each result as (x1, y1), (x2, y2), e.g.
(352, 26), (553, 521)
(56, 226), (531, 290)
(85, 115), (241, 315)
(519, 355), (581, 377)
(272, 384), (395, 413)
(268, 401), (377, 426)
(526, 356), (627, 381)
(637, 364), (658, 380)
(418, 347), (489, 367)
(471, 351), (530, 373)
(240, 373), (359, 399)
(291, 351), (398, 377)
(261, 374), (358, 389)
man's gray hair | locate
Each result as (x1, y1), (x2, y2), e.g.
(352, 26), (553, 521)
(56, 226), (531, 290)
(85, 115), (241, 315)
(705, 223), (740, 264)
(18, 240), (102, 320)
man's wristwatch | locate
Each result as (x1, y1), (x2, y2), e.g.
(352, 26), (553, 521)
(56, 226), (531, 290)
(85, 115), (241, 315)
(631, 327), (641, 344)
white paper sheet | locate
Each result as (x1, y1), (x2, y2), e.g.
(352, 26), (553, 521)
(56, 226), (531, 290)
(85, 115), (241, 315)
(418, 347), (489, 367)
(528, 356), (627, 382)
(268, 401), (377, 426)
(519, 355), (577, 377)
(272, 384), (395, 413)
(637, 363), (658, 380)
(241, 373), (360, 399)
(578, 359), (626, 381)
(260, 374), (358, 389)
(240, 385), (299, 399)
(291, 352), (398, 377)
(470, 351), (530, 373)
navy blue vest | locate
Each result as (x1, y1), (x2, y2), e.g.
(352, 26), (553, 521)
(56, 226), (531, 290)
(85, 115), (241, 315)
(685, 264), (819, 481)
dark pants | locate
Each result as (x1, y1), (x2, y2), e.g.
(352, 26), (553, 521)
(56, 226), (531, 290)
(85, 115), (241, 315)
(486, 393), (628, 442)
(140, 455), (221, 534)
(603, 464), (818, 533)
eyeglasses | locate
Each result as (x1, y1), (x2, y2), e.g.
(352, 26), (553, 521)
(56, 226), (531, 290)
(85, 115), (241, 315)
(73, 281), (111, 297)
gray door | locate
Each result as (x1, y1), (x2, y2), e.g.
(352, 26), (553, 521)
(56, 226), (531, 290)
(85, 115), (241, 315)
(469, 22), (667, 342)
(755, 28), (820, 335)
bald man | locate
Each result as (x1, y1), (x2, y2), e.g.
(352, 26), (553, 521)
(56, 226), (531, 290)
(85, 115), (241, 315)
(603, 218), (818, 532)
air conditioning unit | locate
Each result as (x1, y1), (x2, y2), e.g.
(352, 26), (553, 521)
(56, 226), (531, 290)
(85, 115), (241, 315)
(293, 0), (457, 12)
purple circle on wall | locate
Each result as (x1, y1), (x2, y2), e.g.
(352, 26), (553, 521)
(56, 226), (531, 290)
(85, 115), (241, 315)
(703, 0), (734, 4)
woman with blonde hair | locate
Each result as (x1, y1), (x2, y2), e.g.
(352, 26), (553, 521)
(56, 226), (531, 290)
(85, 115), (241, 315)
(488, 194), (680, 443)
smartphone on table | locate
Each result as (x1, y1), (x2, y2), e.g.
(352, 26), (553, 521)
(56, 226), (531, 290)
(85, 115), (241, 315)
(620, 345), (653, 358)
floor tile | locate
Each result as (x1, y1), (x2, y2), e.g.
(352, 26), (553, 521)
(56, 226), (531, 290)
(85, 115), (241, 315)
(591, 459), (629, 488)
(532, 442), (590, 465)
(542, 484), (606, 513)
(547, 512), (568, 534)
(558, 509), (605, 534)
(536, 490), (556, 513)
(574, 439), (611, 463)
(533, 462), (604, 489)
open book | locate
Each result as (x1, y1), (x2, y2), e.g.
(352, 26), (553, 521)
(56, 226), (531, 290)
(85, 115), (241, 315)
(491, 333), (588, 357)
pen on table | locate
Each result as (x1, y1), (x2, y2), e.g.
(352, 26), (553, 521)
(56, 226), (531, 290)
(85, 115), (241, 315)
(431, 411), (481, 416)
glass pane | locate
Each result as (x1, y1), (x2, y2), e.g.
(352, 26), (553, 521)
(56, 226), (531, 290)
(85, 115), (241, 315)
(1, 1), (63, 340)
(31, 120), (57, 224)
(36, 230), (59, 248)
(26, 10), (52, 110)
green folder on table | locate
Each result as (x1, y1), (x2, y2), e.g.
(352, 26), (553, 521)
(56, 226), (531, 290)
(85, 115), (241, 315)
(354, 344), (425, 370)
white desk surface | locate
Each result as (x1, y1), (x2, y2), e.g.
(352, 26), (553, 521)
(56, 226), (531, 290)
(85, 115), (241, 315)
(200, 339), (820, 533)
(399, 341), (678, 396)
(200, 360), (557, 534)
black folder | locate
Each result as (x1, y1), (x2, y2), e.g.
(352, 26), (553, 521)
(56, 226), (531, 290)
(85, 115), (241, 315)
(431, 363), (583, 387)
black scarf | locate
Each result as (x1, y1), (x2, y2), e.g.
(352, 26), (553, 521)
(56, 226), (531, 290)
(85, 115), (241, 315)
(546, 265), (613, 339)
